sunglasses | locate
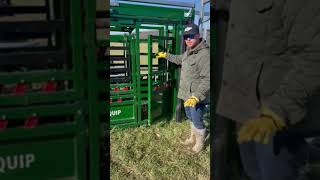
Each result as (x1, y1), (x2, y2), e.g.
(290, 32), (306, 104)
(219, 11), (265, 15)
(183, 34), (196, 40)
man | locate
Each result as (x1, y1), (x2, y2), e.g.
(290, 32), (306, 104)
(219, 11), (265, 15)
(245, 0), (320, 137)
(214, 0), (314, 179)
(238, 0), (320, 150)
(156, 23), (210, 153)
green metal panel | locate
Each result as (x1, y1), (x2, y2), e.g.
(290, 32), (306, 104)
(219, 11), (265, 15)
(0, 138), (76, 180)
(0, 107), (86, 179)
(110, 104), (135, 125)
(110, 34), (137, 127)
(0, 0), (104, 179)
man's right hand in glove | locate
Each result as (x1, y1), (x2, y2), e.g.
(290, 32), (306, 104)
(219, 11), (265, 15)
(156, 52), (167, 59)
(184, 96), (200, 107)
(237, 106), (286, 144)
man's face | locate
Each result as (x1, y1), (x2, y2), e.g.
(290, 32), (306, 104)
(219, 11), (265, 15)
(184, 33), (200, 49)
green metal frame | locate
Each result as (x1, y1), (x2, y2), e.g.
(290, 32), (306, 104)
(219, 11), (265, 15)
(83, 0), (102, 179)
(0, 0), (87, 178)
(110, 1), (194, 128)
(0, 0), (105, 179)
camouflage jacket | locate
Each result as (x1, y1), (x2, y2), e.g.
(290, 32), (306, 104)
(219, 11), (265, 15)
(216, 0), (320, 131)
(263, 0), (320, 134)
(216, 0), (296, 123)
(166, 39), (210, 102)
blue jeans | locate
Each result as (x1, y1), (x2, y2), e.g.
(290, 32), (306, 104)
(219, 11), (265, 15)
(239, 132), (308, 180)
(184, 103), (207, 129)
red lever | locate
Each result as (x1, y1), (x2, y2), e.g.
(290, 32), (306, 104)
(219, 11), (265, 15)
(109, 98), (113, 104)
(24, 116), (39, 128)
(117, 98), (123, 102)
(14, 82), (27, 95)
(0, 119), (8, 131)
(41, 80), (57, 93)
(122, 86), (129, 91)
(114, 87), (119, 92)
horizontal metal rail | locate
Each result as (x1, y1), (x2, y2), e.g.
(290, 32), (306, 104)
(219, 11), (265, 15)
(110, 56), (128, 61)
(0, 70), (73, 84)
(0, 91), (79, 106)
(0, 6), (47, 14)
(117, 0), (195, 8)
(110, 77), (131, 83)
(0, 50), (66, 67)
(0, 20), (65, 33)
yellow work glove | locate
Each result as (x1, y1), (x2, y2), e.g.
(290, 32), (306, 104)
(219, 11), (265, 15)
(237, 106), (286, 144)
(184, 96), (199, 107)
(156, 52), (167, 59)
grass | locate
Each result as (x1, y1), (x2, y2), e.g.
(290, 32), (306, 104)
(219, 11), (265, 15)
(110, 120), (210, 180)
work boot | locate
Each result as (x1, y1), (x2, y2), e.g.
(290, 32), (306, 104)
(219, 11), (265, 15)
(192, 128), (206, 153)
(180, 127), (196, 146)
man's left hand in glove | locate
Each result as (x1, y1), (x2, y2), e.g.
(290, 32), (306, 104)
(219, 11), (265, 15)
(184, 96), (200, 107)
(155, 52), (167, 59)
(237, 106), (286, 144)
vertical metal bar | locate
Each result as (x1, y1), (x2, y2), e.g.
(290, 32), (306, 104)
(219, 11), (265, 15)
(83, 0), (100, 179)
(159, 27), (164, 82)
(54, 0), (64, 50)
(70, 0), (84, 97)
(147, 35), (152, 126)
(54, 0), (62, 19)
(135, 22), (142, 123)
(191, 8), (196, 24)
(123, 36), (128, 77)
(165, 25), (169, 82)
(129, 34), (138, 123)
(177, 22), (182, 55)
(172, 24), (181, 120)
(69, 1), (85, 178)
(199, 0), (204, 35)
(45, 0), (53, 47)
(76, 110), (86, 180)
